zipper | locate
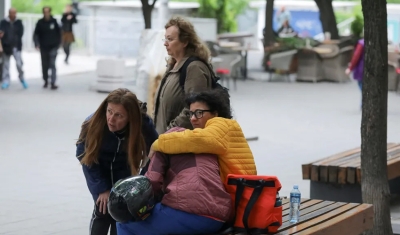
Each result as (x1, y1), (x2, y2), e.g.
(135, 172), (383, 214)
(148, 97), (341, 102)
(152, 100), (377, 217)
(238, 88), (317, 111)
(110, 137), (122, 186)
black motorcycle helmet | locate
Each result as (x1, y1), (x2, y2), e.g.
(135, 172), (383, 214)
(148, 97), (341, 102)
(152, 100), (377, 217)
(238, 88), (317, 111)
(107, 175), (155, 223)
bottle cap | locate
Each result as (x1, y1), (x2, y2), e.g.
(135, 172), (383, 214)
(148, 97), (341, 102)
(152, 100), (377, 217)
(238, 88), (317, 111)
(293, 185), (299, 189)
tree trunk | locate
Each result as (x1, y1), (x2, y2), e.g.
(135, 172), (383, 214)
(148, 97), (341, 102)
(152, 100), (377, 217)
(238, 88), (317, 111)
(141, 0), (157, 29)
(263, 0), (275, 47)
(361, 0), (392, 234)
(314, 0), (339, 40)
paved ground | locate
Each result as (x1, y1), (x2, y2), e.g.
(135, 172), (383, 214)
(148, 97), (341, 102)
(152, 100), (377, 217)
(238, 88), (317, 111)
(1, 62), (400, 234)
(7, 50), (136, 82)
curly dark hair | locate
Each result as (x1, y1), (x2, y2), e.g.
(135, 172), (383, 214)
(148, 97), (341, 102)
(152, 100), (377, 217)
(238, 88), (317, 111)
(185, 89), (232, 119)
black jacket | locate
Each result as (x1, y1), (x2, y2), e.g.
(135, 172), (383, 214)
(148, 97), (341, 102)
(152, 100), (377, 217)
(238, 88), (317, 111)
(76, 113), (159, 201)
(61, 13), (77, 32)
(33, 16), (61, 50)
(0, 18), (24, 53)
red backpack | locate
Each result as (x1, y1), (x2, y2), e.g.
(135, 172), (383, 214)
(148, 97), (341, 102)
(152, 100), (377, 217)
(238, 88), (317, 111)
(225, 174), (283, 234)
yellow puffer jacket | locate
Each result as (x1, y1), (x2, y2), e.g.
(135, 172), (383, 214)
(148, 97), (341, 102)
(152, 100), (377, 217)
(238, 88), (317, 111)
(151, 117), (257, 183)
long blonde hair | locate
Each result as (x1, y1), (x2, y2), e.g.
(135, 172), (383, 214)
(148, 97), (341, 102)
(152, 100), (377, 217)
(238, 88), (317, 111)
(77, 88), (146, 175)
(165, 16), (211, 67)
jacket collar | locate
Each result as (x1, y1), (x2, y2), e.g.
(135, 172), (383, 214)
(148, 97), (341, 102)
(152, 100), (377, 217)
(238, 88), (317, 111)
(5, 17), (17, 22)
(169, 56), (190, 72)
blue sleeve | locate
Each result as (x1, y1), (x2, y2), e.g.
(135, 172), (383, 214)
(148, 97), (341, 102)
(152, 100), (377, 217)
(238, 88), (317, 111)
(140, 114), (159, 175)
(82, 164), (110, 198)
(76, 113), (109, 199)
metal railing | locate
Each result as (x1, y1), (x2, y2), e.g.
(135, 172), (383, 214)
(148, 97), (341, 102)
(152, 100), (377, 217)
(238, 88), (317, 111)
(18, 13), (217, 58)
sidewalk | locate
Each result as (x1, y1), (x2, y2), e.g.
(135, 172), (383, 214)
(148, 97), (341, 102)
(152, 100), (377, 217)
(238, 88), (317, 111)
(0, 66), (399, 234)
(8, 50), (137, 82)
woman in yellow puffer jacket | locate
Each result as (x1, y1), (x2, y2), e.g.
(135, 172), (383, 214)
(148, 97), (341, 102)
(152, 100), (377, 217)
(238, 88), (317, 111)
(150, 89), (257, 184)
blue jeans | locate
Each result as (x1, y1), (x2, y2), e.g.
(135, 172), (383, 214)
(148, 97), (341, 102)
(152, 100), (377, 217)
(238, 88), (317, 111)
(117, 203), (224, 235)
(357, 80), (363, 107)
(357, 80), (362, 91)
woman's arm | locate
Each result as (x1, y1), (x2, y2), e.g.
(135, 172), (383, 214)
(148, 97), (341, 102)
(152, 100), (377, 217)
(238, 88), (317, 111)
(348, 43), (363, 71)
(145, 152), (169, 202)
(167, 62), (211, 130)
(153, 118), (229, 155)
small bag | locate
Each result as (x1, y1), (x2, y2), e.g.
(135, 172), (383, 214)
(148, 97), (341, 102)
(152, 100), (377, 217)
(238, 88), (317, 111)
(225, 174), (283, 235)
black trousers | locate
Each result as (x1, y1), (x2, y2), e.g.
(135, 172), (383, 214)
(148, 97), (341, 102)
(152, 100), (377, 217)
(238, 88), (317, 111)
(40, 48), (57, 84)
(63, 42), (71, 61)
(89, 203), (117, 235)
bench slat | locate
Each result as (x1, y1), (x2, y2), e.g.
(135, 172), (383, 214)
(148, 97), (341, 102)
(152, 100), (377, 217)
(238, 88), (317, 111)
(331, 144), (400, 184)
(283, 199), (322, 216)
(302, 147), (362, 180)
(278, 202), (346, 231)
(282, 201), (336, 223)
(295, 204), (373, 235)
(356, 153), (400, 183)
(282, 198), (310, 213)
(345, 145), (400, 169)
(305, 143), (399, 184)
(273, 203), (360, 235)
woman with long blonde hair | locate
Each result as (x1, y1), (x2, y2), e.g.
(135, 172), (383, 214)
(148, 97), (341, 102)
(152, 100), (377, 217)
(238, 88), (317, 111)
(76, 88), (158, 235)
(153, 16), (214, 135)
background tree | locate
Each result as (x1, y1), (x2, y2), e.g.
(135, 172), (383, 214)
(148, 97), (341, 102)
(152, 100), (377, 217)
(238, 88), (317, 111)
(197, 0), (248, 33)
(314, 0), (339, 40)
(263, 0), (275, 47)
(360, 0), (393, 234)
(140, 0), (157, 29)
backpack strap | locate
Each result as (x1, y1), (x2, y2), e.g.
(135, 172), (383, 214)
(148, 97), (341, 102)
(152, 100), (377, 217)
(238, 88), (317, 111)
(178, 56), (220, 91)
(179, 56), (200, 90)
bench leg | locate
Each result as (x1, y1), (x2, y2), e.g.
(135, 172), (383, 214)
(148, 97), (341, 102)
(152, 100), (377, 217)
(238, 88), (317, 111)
(310, 176), (400, 203)
(310, 181), (362, 203)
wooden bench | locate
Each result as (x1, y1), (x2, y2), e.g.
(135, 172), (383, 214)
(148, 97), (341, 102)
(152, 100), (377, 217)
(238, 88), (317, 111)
(274, 198), (373, 234)
(207, 198), (373, 235)
(301, 143), (400, 203)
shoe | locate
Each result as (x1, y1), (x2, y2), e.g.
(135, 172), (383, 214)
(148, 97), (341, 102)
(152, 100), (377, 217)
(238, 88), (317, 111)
(51, 84), (58, 90)
(1, 83), (9, 89)
(21, 81), (28, 89)
(43, 81), (48, 88)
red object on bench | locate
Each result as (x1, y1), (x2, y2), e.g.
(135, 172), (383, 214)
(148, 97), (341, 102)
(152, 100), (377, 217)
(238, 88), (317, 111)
(216, 68), (230, 75)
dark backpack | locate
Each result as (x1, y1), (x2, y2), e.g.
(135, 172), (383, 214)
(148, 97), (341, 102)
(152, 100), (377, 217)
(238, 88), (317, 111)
(178, 56), (229, 95)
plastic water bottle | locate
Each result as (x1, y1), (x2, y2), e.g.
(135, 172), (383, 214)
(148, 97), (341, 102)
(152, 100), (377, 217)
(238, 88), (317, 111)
(289, 185), (301, 223)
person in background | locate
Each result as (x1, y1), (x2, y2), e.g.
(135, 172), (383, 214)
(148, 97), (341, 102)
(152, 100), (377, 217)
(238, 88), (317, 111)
(33, 6), (61, 90)
(345, 39), (364, 108)
(275, 6), (292, 29)
(61, 4), (77, 64)
(153, 16), (213, 135)
(277, 20), (297, 37)
(0, 8), (27, 89)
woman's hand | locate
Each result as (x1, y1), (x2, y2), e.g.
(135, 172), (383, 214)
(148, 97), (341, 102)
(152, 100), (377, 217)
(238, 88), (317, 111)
(96, 190), (110, 214)
(345, 68), (351, 76)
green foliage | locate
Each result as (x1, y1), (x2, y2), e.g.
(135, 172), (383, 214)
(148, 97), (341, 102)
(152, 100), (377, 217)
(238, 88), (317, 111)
(11, 0), (36, 13)
(197, 0), (249, 33)
(276, 37), (320, 50)
(350, 14), (363, 37)
(12, 0), (71, 14)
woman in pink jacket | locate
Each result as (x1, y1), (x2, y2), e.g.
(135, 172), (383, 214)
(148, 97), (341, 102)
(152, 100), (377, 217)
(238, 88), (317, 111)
(116, 126), (232, 235)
